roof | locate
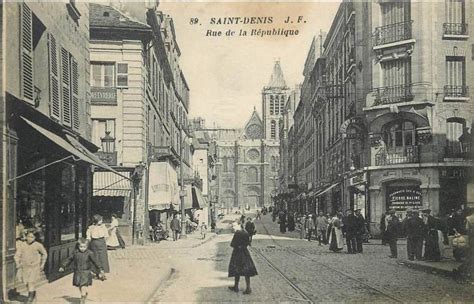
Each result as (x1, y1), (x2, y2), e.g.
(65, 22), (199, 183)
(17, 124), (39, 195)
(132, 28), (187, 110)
(90, 3), (150, 31)
(267, 61), (287, 88)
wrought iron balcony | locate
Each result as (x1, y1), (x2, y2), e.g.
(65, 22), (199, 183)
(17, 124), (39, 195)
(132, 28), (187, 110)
(375, 146), (419, 166)
(444, 85), (469, 98)
(443, 23), (468, 36)
(373, 20), (413, 46)
(444, 144), (472, 159)
(373, 84), (414, 105)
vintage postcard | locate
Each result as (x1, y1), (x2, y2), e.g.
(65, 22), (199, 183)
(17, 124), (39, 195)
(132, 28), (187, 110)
(1, 0), (473, 303)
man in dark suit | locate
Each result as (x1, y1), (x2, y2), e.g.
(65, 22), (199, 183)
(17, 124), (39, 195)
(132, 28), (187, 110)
(403, 209), (424, 260)
(354, 209), (366, 253)
(385, 209), (400, 258)
(343, 209), (358, 254)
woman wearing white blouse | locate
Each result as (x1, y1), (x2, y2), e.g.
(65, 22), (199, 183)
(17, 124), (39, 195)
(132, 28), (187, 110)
(86, 214), (110, 273)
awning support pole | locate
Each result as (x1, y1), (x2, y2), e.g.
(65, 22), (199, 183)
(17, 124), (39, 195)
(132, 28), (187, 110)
(7, 155), (77, 184)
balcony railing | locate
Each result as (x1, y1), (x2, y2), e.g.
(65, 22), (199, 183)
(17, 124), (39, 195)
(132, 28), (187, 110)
(373, 20), (413, 46)
(373, 84), (414, 105)
(444, 85), (469, 98)
(443, 23), (468, 36)
(445, 144), (472, 159)
(375, 146), (419, 166)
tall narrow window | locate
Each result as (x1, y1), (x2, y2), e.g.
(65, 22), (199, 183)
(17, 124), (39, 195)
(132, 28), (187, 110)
(381, 1), (410, 25)
(49, 34), (61, 120)
(116, 63), (128, 88)
(445, 56), (466, 97)
(20, 3), (34, 104)
(71, 58), (80, 130)
(61, 48), (71, 127)
(270, 96), (274, 115)
(270, 120), (276, 139)
(445, 0), (466, 35)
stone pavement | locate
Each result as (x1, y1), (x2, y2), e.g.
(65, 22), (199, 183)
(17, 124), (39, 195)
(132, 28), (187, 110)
(6, 216), (238, 304)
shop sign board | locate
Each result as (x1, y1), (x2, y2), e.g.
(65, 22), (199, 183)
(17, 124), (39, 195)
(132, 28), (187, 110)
(387, 186), (422, 212)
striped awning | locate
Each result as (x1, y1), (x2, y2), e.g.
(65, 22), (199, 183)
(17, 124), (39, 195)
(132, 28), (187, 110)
(93, 171), (132, 197)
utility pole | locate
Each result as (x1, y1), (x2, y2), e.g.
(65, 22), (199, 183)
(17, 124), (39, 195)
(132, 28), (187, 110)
(179, 129), (187, 239)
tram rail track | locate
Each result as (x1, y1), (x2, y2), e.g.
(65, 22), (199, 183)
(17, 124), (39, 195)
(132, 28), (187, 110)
(257, 220), (405, 303)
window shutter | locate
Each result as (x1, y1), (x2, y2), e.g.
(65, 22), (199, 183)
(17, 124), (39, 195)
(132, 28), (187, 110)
(48, 34), (61, 120)
(116, 63), (128, 88)
(71, 57), (80, 130)
(20, 3), (34, 104)
(61, 48), (71, 127)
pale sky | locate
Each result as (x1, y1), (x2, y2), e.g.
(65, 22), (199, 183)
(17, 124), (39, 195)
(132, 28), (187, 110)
(108, 1), (341, 128)
(158, 1), (340, 128)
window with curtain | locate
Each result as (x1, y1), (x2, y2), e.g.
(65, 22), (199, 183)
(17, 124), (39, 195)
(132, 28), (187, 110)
(382, 58), (411, 87)
(446, 56), (465, 86)
(446, 118), (465, 146)
(383, 120), (416, 149)
(446, 0), (465, 25)
(92, 119), (115, 150)
(381, 1), (410, 25)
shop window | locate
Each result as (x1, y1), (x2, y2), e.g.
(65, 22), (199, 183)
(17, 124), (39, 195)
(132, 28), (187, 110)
(59, 165), (76, 242)
(383, 120), (416, 149)
(91, 62), (115, 87)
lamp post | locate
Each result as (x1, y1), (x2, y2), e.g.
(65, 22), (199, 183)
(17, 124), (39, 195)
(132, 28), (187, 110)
(179, 127), (192, 239)
(100, 131), (115, 152)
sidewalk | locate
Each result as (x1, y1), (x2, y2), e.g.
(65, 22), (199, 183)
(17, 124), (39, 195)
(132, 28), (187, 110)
(6, 217), (237, 304)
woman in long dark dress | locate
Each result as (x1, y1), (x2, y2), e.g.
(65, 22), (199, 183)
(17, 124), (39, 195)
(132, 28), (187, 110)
(228, 225), (258, 294)
(86, 214), (110, 274)
(287, 212), (295, 231)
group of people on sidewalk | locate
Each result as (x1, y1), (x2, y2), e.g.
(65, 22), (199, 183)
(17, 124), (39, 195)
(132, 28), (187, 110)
(10, 214), (124, 303)
(382, 207), (474, 284)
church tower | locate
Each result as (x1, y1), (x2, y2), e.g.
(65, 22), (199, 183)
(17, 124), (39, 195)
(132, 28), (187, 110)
(262, 61), (290, 141)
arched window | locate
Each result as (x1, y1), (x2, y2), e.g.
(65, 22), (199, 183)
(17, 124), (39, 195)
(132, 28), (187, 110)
(383, 120), (416, 149)
(280, 98), (285, 114)
(446, 118), (465, 145)
(270, 120), (276, 139)
(248, 167), (258, 182)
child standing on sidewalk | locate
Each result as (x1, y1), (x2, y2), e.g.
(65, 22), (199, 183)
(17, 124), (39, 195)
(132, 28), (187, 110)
(59, 238), (104, 304)
(14, 229), (48, 303)
(200, 222), (208, 240)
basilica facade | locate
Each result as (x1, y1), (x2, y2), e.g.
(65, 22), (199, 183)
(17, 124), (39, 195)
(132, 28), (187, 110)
(211, 61), (289, 210)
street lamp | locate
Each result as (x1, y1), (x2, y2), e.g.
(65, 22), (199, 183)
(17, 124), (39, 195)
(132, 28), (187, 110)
(179, 127), (193, 239)
(100, 131), (115, 152)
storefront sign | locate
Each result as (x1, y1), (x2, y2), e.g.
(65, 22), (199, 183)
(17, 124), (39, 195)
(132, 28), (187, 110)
(350, 172), (366, 186)
(91, 87), (117, 104)
(340, 117), (364, 140)
(387, 186), (422, 211)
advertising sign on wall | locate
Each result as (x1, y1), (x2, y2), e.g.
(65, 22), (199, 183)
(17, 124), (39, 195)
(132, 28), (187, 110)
(386, 186), (422, 212)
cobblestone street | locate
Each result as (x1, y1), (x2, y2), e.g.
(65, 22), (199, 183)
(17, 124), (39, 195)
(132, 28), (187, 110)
(27, 213), (474, 303)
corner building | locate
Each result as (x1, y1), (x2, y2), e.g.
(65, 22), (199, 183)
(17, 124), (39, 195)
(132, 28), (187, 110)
(365, 0), (474, 233)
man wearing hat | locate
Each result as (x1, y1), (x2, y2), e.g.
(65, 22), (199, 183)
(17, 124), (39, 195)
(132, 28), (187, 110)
(403, 209), (424, 260)
(343, 209), (358, 254)
(354, 209), (367, 253)
(385, 209), (400, 258)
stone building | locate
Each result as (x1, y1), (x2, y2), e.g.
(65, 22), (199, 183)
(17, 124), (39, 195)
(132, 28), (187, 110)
(89, 4), (193, 242)
(211, 62), (287, 211)
(0, 2), (120, 295)
(365, 0), (474, 232)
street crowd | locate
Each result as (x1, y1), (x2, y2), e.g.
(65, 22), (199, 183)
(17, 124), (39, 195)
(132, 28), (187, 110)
(269, 206), (474, 284)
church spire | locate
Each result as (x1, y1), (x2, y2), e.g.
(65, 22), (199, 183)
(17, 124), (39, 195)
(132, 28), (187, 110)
(267, 60), (287, 88)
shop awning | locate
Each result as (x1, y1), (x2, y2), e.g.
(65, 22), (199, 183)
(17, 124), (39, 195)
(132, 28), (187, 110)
(192, 186), (208, 209)
(21, 117), (129, 180)
(315, 183), (340, 198)
(93, 171), (132, 197)
(148, 162), (180, 211)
